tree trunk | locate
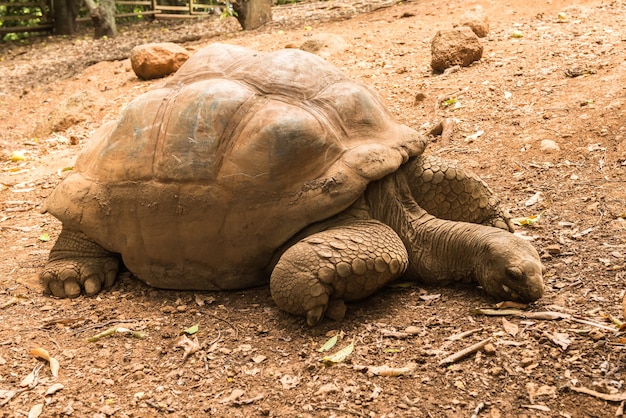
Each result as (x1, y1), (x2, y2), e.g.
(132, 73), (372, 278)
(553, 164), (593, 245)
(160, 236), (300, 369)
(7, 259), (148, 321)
(53, 0), (81, 35)
(85, 0), (118, 38)
(231, 0), (272, 30)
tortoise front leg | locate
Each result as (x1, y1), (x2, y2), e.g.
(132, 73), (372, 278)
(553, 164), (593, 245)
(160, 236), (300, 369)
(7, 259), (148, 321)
(404, 155), (514, 232)
(270, 220), (408, 326)
(41, 229), (119, 298)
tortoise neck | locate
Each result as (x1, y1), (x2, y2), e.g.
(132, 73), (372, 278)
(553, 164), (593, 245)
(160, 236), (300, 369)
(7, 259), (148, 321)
(364, 171), (487, 283)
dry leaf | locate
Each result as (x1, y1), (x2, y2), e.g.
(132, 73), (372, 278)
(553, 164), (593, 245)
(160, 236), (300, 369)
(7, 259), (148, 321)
(318, 335), (338, 352)
(176, 335), (200, 361)
(29, 347), (51, 362)
(512, 214), (541, 226)
(49, 358), (60, 378)
(419, 293), (441, 301)
(20, 370), (37, 387)
(251, 355), (266, 363)
(30, 347), (60, 377)
(194, 294), (215, 307)
(280, 375), (300, 390)
(524, 311), (569, 320)
(501, 317), (519, 336)
(28, 404), (43, 418)
(220, 389), (245, 404)
(527, 382), (557, 403)
(314, 383), (339, 396)
(472, 308), (524, 316)
(322, 340), (354, 364)
(88, 326), (146, 342)
(548, 332), (572, 350)
(524, 192), (542, 207)
(45, 383), (64, 396)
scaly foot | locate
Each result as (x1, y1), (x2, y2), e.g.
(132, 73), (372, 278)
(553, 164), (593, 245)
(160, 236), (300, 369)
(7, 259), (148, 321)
(41, 230), (119, 298)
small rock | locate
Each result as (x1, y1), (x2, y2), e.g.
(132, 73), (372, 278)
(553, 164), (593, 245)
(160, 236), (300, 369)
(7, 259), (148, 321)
(459, 6), (490, 37)
(431, 27), (483, 73)
(540, 139), (560, 152)
(489, 366), (504, 376)
(404, 325), (421, 335)
(299, 34), (348, 57)
(130, 42), (191, 80)
(413, 92), (426, 105)
(161, 306), (176, 314)
(483, 343), (496, 355)
(588, 329), (605, 341)
(546, 244), (561, 255)
(520, 357), (534, 367)
(315, 383), (339, 396)
(176, 305), (187, 312)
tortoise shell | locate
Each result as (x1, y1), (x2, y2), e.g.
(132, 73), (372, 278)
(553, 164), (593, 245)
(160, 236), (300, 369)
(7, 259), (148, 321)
(44, 43), (426, 290)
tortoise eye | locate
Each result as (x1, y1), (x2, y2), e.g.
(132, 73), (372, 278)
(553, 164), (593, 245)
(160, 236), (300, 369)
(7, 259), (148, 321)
(506, 266), (524, 281)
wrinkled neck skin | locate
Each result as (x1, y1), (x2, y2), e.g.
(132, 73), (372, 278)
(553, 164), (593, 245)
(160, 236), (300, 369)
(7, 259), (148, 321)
(364, 169), (544, 302)
(365, 172), (482, 282)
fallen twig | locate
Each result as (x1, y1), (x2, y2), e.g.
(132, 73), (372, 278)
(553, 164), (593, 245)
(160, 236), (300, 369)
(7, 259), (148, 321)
(0, 387), (31, 406)
(470, 402), (485, 418)
(446, 328), (482, 341)
(571, 386), (626, 402)
(0, 298), (19, 309)
(75, 318), (142, 334)
(41, 317), (85, 328)
(439, 338), (491, 366)
(569, 316), (618, 332)
(473, 309), (619, 332)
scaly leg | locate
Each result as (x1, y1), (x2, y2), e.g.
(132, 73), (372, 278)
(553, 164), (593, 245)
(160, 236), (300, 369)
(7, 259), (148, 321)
(405, 155), (514, 231)
(41, 229), (119, 298)
(270, 219), (408, 326)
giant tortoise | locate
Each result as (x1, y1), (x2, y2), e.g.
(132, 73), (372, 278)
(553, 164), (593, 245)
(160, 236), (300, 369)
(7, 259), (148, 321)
(41, 43), (544, 325)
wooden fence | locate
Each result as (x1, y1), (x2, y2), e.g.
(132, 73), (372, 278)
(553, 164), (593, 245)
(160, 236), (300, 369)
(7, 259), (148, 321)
(0, 0), (222, 36)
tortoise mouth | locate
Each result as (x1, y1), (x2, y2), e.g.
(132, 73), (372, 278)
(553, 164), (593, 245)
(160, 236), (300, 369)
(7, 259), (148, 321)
(498, 281), (544, 303)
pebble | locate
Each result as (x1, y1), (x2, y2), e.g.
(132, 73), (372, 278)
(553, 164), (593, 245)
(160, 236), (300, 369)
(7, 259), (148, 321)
(540, 139), (560, 152)
(483, 343), (497, 355)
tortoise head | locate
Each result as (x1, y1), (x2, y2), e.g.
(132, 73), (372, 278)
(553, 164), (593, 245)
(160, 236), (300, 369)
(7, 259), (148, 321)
(476, 233), (545, 303)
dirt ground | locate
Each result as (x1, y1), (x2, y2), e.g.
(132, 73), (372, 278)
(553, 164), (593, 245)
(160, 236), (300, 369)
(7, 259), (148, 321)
(1, 0), (626, 416)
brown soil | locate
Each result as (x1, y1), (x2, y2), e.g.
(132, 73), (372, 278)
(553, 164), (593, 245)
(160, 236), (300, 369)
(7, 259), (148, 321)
(1, 0), (626, 416)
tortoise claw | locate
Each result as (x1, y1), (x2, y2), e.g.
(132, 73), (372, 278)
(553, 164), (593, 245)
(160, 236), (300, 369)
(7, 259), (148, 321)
(306, 306), (326, 326)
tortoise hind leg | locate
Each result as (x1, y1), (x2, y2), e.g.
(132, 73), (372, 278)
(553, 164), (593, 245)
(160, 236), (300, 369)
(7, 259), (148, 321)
(270, 219), (408, 326)
(41, 229), (119, 298)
